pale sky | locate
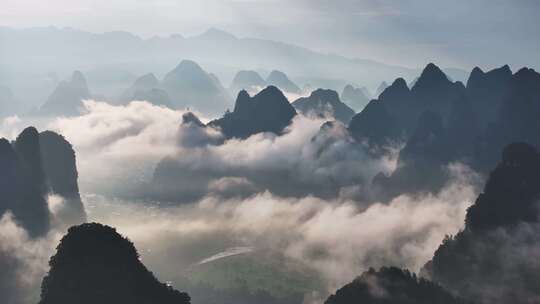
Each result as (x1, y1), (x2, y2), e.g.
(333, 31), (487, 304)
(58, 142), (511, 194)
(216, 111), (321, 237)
(1, 0), (539, 69)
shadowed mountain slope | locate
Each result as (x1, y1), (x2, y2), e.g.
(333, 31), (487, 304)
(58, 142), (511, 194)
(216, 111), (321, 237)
(326, 267), (468, 304)
(208, 86), (296, 139)
(40, 71), (91, 116)
(292, 89), (355, 124)
(39, 223), (191, 304)
(341, 84), (370, 112)
(423, 143), (540, 304)
(39, 131), (87, 226)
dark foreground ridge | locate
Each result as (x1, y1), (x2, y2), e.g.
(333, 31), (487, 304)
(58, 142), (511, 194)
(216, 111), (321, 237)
(325, 267), (468, 304)
(40, 222), (191, 304)
(1, 127), (49, 236)
(328, 142), (540, 304)
(424, 142), (540, 304)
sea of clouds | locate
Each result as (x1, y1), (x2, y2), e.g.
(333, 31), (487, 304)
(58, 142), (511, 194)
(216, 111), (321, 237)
(0, 100), (482, 303)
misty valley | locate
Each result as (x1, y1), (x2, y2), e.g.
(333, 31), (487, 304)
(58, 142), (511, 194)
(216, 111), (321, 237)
(1, 12), (540, 304)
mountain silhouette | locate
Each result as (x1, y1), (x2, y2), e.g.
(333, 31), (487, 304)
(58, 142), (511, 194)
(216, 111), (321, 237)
(1, 127), (86, 236)
(266, 70), (301, 94)
(341, 84), (370, 112)
(412, 63), (450, 91)
(348, 100), (400, 149)
(118, 73), (160, 102)
(229, 70), (267, 95)
(292, 89), (355, 123)
(39, 131), (87, 226)
(348, 63), (464, 145)
(40, 71), (91, 116)
(373, 96), (481, 201)
(466, 143), (540, 231)
(0, 127), (52, 237)
(11, 127), (50, 236)
(423, 143), (540, 304)
(378, 78), (410, 103)
(325, 267), (467, 304)
(125, 73), (159, 96)
(39, 222), (191, 304)
(466, 65), (512, 127)
(162, 60), (232, 116)
(196, 27), (238, 41)
(475, 67), (540, 172)
(377, 78), (414, 130)
(208, 86), (297, 139)
(346, 63), (540, 200)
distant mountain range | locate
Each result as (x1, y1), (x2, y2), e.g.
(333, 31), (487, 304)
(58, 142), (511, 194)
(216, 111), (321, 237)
(229, 70), (303, 96)
(161, 60), (232, 116)
(0, 26), (468, 111)
(340, 84), (371, 112)
(40, 71), (92, 116)
(40, 60), (233, 117)
(39, 223), (191, 304)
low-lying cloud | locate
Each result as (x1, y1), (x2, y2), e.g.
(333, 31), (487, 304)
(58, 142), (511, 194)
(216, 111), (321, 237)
(155, 113), (398, 203)
(0, 212), (63, 304)
(7, 100), (399, 202)
(0, 99), (482, 303)
(46, 100), (188, 195)
(83, 164), (478, 294)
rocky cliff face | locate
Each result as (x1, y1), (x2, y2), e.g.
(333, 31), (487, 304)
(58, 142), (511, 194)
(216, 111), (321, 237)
(229, 70), (267, 95)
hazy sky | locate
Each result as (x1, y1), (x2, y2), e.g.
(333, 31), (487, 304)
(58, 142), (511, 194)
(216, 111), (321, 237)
(1, 0), (539, 69)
